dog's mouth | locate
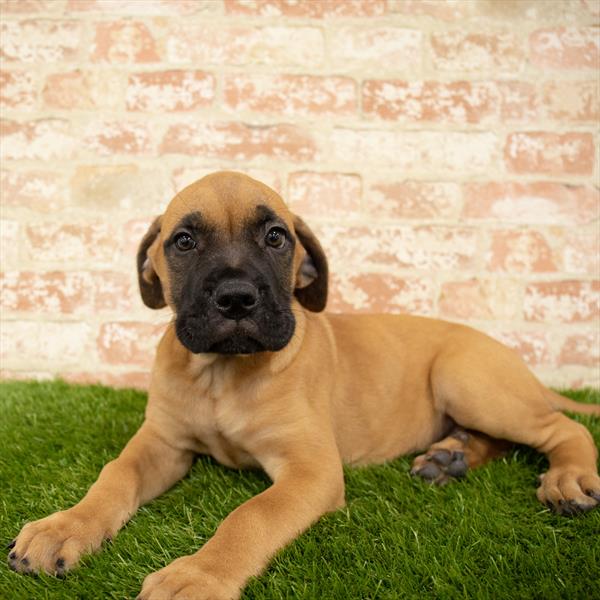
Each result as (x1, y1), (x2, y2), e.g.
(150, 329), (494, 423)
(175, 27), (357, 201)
(175, 313), (295, 355)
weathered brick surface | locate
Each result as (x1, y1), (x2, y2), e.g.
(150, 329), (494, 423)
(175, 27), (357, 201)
(330, 26), (422, 70)
(288, 172), (361, 218)
(97, 321), (166, 367)
(1, 170), (66, 212)
(1, 119), (77, 160)
(161, 122), (317, 161)
(126, 70), (215, 112)
(92, 21), (159, 63)
(430, 31), (524, 73)
(530, 27), (600, 70)
(504, 132), (594, 175)
(224, 75), (356, 117)
(43, 70), (126, 110)
(439, 278), (522, 321)
(1, 2), (598, 388)
(462, 182), (599, 225)
(225, 0), (387, 18)
(524, 281), (600, 323)
(163, 24), (324, 66)
(25, 222), (118, 263)
(367, 181), (461, 220)
(0, 19), (82, 63)
(0, 70), (37, 110)
(487, 230), (558, 274)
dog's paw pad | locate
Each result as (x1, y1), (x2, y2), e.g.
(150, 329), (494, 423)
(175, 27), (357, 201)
(411, 450), (469, 485)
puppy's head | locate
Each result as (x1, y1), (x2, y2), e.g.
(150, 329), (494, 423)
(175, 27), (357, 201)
(137, 172), (327, 355)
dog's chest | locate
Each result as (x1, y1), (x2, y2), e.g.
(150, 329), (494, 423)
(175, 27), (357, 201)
(175, 367), (262, 470)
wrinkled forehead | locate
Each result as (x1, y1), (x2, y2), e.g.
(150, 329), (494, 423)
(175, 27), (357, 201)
(161, 172), (292, 237)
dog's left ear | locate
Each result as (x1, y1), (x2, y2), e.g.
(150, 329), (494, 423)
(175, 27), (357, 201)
(293, 215), (328, 312)
(137, 216), (166, 309)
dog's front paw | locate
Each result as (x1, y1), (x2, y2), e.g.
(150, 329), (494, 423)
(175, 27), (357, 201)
(8, 509), (105, 575)
(138, 556), (239, 600)
(536, 469), (600, 515)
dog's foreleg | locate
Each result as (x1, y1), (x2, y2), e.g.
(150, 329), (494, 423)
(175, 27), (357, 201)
(9, 421), (194, 575)
(138, 449), (345, 600)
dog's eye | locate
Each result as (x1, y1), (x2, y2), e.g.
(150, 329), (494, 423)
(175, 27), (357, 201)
(265, 227), (286, 249)
(174, 233), (196, 252)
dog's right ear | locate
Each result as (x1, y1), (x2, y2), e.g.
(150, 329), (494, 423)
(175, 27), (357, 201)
(136, 216), (166, 309)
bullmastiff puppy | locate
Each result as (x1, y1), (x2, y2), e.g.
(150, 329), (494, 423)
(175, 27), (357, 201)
(8, 172), (600, 599)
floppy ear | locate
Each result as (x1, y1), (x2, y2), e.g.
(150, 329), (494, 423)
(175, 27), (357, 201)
(293, 215), (328, 312)
(136, 216), (166, 309)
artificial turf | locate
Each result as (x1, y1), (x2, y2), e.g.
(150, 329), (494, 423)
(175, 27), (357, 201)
(0, 381), (599, 600)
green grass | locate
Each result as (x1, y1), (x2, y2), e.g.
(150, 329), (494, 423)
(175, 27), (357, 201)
(0, 381), (599, 600)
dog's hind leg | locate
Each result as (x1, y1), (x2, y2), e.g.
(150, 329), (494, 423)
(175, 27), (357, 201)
(430, 340), (600, 515)
(411, 429), (512, 485)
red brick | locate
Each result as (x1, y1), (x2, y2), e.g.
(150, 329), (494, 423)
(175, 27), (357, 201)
(67, 0), (205, 14)
(0, 19), (82, 63)
(0, 271), (90, 314)
(92, 21), (159, 63)
(563, 229), (599, 276)
(164, 24), (324, 67)
(504, 132), (594, 176)
(317, 225), (480, 273)
(224, 74), (356, 117)
(363, 80), (498, 123)
(430, 31), (524, 73)
(524, 280), (600, 323)
(0, 70), (37, 110)
(0, 270), (135, 314)
(161, 122), (317, 162)
(439, 278), (522, 321)
(487, 330), (555, 367)
(126, 70), (215, 112)
(172, 168), (282, 196)
(123, 218), (155, 258)
(497, 81), (538, 122)
(0, 119), (77, 160)
(62, 370), (150, 390)
(541, 81), (599, 122)
(462, 182), (599, 225)
(559, 333), (599, 367)
(84, 120), (154, 156)
(0, 321), (92, 365)
(288, 172), (361, 218)
(71, 165), (172, 213)
(0, 0), (60, 11)
(1, 169), (65, 212)
(92, 271), (135, 313)
(487, 230), (558, 273)
(43, 69), (126, 110)
(390, 0), (471, 20)
(367, 181), (461, 220)
(225, 0), (386, 17)
(581, 0), (600, 16)
(328, 273), (434, 314)
(97, 321), (166, 367)
(331, 27), (421, 69)
(331, 129), (497, 173)
(362, 80), (537, 123)
(0, 369), (53, 382)
(0, 220), (19, 265)
(530, 27), (600, 70)
(26, 222), (117, 263)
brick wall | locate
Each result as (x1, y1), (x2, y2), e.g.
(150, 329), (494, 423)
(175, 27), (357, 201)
(0, 0), (598, 389)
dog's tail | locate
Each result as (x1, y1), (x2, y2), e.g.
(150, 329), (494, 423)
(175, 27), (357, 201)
(545, 389), (600, 416)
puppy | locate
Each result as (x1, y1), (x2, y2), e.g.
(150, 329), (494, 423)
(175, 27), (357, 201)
(9, 172), (600, 600)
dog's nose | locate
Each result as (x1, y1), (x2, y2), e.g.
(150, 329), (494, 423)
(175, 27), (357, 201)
(213, 280), (259, 320)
